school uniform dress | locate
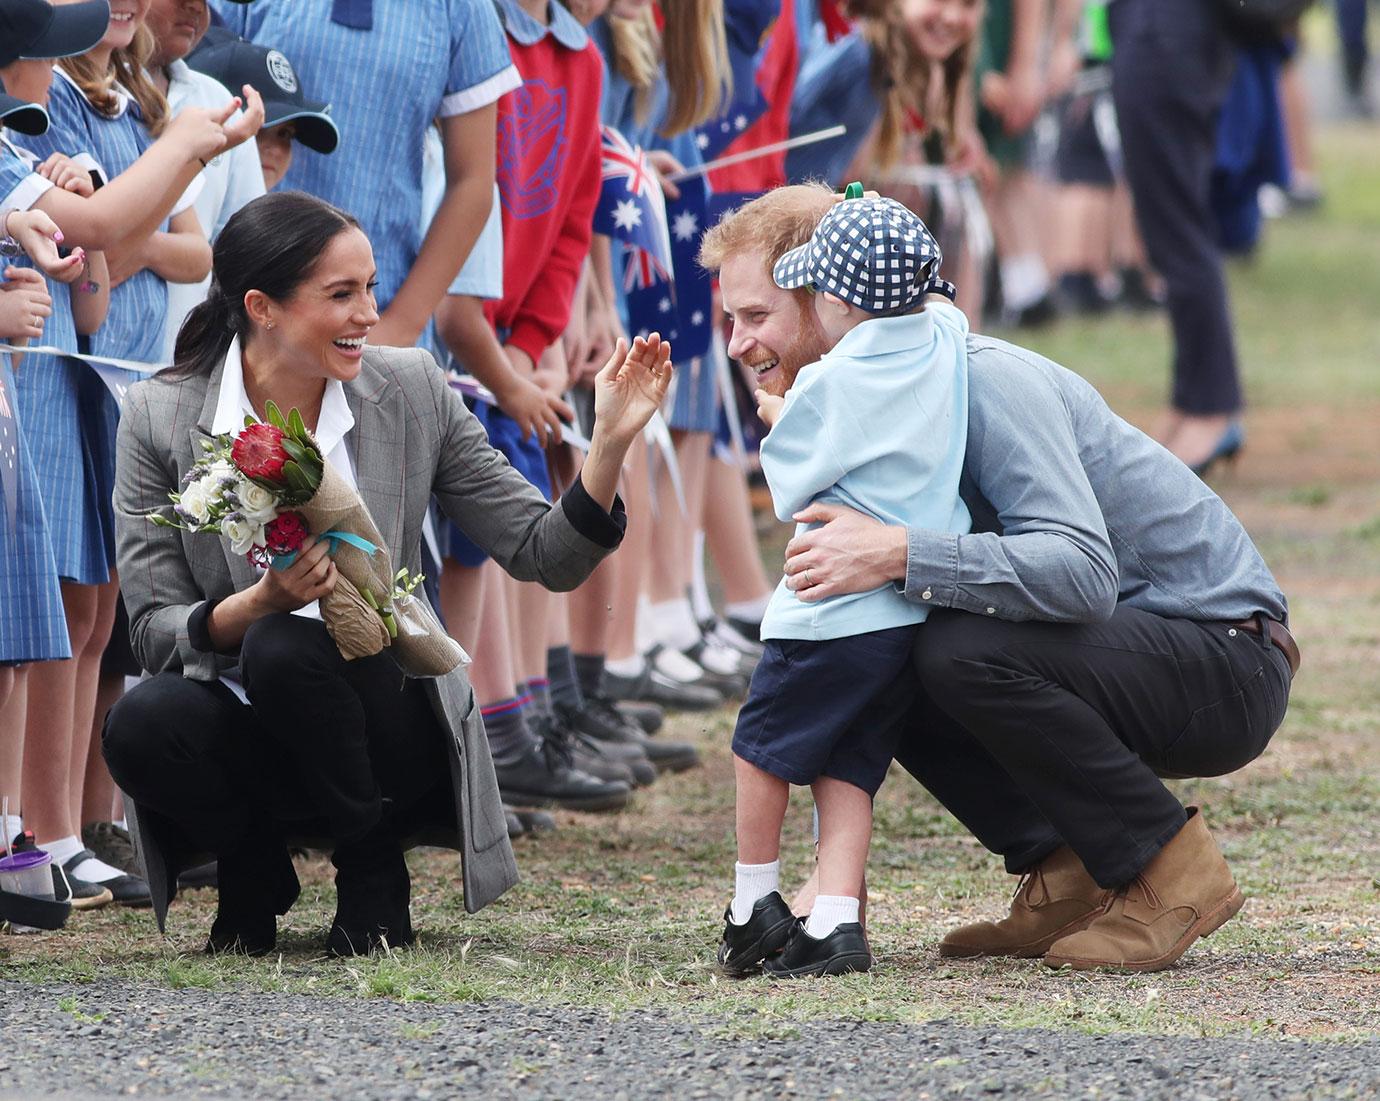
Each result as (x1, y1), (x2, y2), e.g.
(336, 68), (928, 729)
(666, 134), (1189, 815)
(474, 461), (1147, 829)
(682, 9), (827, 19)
(588, 17), (720, 434)
(162, 61), (267, 362)
(212, 0), (520, 312)
(732, 306), (972, 796)
(2, 133), (113, 586)
(0, 345), (71, 665)
(444, 0), (603, 566)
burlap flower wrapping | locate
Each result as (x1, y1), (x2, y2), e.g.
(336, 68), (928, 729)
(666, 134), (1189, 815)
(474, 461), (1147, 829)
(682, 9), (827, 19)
(298, 448), (466, 678)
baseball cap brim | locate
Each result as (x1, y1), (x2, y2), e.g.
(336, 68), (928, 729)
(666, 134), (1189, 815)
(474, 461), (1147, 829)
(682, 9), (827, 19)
(772, 242), (814, 290)
(0, 94), (48, 135)
(20, 0), (110, 61)
(261, 102), (339, 154)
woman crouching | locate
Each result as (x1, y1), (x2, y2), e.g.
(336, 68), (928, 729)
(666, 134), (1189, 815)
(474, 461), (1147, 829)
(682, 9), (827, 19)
(103, 190), (671, 956)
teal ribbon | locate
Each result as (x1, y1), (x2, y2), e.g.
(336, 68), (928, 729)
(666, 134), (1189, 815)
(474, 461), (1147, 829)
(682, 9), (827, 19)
(272, 530), (380, 570)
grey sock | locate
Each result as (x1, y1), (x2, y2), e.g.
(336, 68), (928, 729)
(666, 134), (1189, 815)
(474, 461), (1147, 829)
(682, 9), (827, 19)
(546, 645), (584, 710)
(524, 678), (551, 716)
(481, 698), (539, 766)
(573, 652), (606, 698)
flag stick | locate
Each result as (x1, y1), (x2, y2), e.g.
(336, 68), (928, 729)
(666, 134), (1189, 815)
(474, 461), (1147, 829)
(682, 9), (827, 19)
(667, 125), (847, 183)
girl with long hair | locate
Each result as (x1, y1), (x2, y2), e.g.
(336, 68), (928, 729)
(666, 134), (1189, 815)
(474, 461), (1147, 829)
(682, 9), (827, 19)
(10, 0), (262, 909)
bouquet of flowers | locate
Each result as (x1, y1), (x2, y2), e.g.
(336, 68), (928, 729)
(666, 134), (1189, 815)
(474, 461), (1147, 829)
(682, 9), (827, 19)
(151, 401), (466, 677)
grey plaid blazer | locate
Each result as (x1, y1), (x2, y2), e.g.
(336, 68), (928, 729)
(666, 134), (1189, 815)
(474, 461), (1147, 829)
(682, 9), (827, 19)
(115, 345), (620, 928)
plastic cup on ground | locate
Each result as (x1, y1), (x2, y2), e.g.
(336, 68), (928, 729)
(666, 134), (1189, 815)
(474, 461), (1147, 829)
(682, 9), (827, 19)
(0, 849), (55, 934)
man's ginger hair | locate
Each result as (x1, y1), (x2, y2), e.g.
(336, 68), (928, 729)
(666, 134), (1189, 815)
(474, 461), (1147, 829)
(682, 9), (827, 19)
(698, 183), (838, 279)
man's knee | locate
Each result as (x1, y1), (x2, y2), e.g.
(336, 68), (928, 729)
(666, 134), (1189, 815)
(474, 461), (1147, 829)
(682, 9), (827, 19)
(240, 613), (332, 694)
(102, 675), (181, 784)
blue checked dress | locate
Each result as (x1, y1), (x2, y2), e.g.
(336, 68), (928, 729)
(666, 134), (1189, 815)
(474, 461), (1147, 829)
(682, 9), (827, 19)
(0, 348), (71, 663)
(1, 136), (115, 586)
(589, 18), (720, 433)
(213, 0), (520, 312)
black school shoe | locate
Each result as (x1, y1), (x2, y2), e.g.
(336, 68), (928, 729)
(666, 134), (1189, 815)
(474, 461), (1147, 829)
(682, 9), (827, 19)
(763, 922), (872, 979)
(61, 849), (151, 908)
(560, 696), (699, 774)
(717, 891), (799, 977)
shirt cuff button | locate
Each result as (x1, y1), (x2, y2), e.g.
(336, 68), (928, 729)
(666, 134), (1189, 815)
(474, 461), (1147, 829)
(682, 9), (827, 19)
(921, 589), (933, 600)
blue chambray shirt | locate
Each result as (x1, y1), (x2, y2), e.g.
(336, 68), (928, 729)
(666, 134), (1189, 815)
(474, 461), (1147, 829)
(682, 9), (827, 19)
(212, 0), (520, 310)
(903, 335), (1289, 625)
(761, 303), (972, 641)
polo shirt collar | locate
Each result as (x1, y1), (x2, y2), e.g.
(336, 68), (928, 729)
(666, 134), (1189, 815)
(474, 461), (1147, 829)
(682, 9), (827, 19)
(498, 0), (589, 51)
(825, 310), (938, 362)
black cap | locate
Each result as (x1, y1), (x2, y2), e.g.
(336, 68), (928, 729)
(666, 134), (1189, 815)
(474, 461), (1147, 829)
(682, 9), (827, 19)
(1, 91), (49, 136)
(0, 0), (110, 69)
(188, 28), (339, 154)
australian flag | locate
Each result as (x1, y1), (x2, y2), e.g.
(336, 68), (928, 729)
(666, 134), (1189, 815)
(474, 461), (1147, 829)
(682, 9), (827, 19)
(594, 125), (673, 281)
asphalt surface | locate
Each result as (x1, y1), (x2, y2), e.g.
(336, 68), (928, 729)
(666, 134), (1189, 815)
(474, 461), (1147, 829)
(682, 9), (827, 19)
(1, 981), (1377, 1100)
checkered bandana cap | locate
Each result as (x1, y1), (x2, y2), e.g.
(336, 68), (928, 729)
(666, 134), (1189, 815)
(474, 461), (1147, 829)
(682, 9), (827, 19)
(772, 197), (956, 315)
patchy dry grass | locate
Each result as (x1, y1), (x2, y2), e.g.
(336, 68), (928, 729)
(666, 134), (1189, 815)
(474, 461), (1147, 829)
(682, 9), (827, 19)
(4, 127), (1379, 1043)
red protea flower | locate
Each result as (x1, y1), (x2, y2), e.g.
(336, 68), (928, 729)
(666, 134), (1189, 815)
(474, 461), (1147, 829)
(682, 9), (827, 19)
(264, 511), (311, 556)
(231, 422), (289, 483)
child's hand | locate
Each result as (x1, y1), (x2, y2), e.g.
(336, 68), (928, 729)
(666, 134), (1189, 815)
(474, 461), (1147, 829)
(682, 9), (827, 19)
(0, 266), (54, 341)
(36, 153), (95, 196)
(755, 388), (785, 427)
(593, 333), (673, 444)
(4, 208), (84, 281)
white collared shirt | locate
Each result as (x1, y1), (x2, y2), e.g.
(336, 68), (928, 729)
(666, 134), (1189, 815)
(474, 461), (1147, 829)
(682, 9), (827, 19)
(212, 335), (357, 622)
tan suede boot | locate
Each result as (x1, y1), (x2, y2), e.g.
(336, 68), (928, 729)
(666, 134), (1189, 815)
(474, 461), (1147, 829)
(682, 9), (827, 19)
(938, 845), (1110, 959)
(1043, 807), (1244, 973)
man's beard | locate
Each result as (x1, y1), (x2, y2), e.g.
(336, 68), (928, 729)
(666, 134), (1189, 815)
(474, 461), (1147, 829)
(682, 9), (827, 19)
(739, 304), (829, 398)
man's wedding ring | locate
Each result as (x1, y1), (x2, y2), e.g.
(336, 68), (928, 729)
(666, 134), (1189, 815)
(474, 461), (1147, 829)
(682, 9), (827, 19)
(803, 569), (813, 588)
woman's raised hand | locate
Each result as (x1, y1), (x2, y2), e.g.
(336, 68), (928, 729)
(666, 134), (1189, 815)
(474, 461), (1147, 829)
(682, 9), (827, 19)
(592, 333), (673, 444)
(253, 536), (337, 613)
(167, 86), (265, 165)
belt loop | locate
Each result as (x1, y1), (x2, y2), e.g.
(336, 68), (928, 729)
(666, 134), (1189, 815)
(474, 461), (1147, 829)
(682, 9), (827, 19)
(1254, 612), (1271, 654)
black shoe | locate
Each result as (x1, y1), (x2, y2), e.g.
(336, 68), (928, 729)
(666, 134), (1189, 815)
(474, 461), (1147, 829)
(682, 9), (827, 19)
(493, 742), (631, 813)
(513, 808), (557, 834)
(717, 891), (800, 977)
(1116, 267), (1165, 313)
(533, 711), (640, 786)
(60, 850), (135, 909)
(763, 922), (872, 978)
(604, 657), (723, 713)
(581, 693), (699, 772)
(1056, 271), (1113, 316)
(682, 639), (752, 697)
(504, 807), (526, 839)
(205, 837), (297, 958)
(726, 615), (762, 645)
(178, 861), (218, 891)
(614, 699), (664, 734)
(326, 822), (414, 958)
(551, 703), (657, 786)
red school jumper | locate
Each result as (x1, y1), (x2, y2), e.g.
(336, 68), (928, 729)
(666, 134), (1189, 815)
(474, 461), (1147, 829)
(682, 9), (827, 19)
(487, 4), (604, 367)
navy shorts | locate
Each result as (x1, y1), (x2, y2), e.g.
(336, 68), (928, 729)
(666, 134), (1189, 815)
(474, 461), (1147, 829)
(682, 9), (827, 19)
(443, 401), (552, 567)
(731, 625), (920, 796)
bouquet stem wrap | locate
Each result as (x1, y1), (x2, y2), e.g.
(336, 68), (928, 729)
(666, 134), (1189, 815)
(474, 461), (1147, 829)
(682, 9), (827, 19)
(294, 437), (466, 677)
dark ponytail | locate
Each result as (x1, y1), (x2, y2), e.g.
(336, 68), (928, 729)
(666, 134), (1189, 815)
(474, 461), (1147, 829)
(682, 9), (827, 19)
(167, 191), (361, 379)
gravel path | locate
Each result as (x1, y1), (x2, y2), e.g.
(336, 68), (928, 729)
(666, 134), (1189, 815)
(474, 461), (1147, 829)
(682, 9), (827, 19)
(2, 980), (1377, 1100)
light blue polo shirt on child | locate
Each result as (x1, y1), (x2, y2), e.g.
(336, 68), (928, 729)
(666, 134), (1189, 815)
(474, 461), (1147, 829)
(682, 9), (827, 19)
(759, 301), (972, 641)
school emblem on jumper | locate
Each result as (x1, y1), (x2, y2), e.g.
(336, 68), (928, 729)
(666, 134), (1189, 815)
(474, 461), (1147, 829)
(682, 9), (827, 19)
(265, 50), (299, 94)
(496, 79), (568, 221)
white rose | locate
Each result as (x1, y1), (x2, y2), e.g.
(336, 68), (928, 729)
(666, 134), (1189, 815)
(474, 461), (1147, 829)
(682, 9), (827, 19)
(207, 459), (237, 486)
(236, 477), (279, 525)
(222, 514), (266, 556)
(177, 478), (213, 525)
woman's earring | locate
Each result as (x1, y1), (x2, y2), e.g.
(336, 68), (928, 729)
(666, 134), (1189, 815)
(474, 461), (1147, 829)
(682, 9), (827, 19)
(266, 320), (275, 330)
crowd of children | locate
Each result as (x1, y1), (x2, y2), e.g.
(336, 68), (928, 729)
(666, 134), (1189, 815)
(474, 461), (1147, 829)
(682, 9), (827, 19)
(1, 0), (1332, 968)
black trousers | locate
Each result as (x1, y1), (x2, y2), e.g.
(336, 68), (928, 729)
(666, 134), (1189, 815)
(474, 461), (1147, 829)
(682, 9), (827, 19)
(896, 606), (1291, 888)
(1110, 0), (1242, 415)
(103, 615), (450, 857)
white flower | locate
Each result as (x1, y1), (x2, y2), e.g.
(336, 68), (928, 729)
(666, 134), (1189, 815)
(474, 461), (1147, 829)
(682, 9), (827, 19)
(207, 459), (238, 486)
(178, 478), (214, 525)
(222, 513), (266, 556)
(235, 477), (279, 525)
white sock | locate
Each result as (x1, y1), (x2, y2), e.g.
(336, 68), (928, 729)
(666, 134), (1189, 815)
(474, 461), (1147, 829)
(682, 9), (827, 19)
(2, 814), (23, 844)
(38, 834), (126, 883)
(806, 895), (860, 939)
(731, 860), (780, 924)
(605, 654), (646, 679)
(689, 533), (714, 622)
(650, 597), (701, 652)
(726, 594), (770, 623)
(1001, 253), (1051, 311)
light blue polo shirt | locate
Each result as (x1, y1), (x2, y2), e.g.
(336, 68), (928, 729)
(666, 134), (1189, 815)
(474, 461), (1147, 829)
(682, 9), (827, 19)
(760, 302), (972, 641)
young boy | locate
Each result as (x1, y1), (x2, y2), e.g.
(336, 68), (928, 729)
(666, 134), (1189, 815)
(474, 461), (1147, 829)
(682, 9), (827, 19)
(719, 196), (972, 978)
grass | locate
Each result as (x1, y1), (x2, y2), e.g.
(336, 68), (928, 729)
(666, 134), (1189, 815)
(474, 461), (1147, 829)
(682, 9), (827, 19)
(5, 125), (1380, 1044)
